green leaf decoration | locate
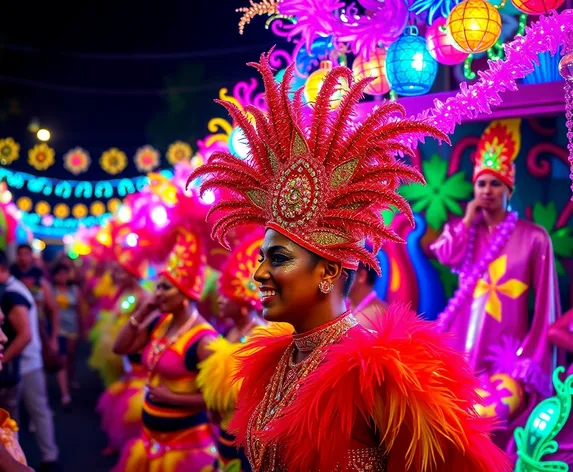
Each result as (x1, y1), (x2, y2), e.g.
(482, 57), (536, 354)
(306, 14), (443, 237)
(532, 201), (558, 233)
(400, 154), (473, 231)
(514, 367), (573, 472)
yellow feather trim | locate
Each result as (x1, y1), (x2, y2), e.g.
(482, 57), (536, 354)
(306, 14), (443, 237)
(197, 337), (243, 412)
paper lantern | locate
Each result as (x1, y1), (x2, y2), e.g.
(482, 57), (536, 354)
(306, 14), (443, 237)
(447, 0), (502, 54)
(386, 27), (438, 97)
(510, 0), (564, 14)
(351, 49), (391, 96)
(426, 18), (469, 66)
(303, 60), (347, 107)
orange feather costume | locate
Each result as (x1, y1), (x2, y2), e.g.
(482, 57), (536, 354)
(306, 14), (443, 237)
(189, 51), (511, 471)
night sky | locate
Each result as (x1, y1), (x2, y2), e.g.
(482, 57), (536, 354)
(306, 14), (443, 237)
(0, 0), (287, 180)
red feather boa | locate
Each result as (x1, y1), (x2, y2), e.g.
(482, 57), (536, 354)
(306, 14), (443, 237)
(229, 305), (512, 471)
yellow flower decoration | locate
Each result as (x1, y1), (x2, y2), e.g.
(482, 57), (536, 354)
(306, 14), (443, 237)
(72, 204), (88, 218)
(100, 148), (127, 175)
(166, 141), (192, 165)
(0, 138), (20, 165)
(35, 201), (51, 216)
(63, 147), (91, 175)
(16, 197), (32, 212)
(90, 201), (106, 216)
(107, 198), (121, 213)
(134, 145), (160, 172)
(53, 203), (70, 218)
(28, 143), (55, 171)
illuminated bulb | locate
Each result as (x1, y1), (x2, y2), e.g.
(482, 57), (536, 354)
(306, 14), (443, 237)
(150, 206), (168, 227)
(117, 205), (132, 223)
(229, 127), (251, 160)
(37, 129), (51, 141)
(200, 190), (216, 205)
(125, 232), (138, 248)
(31, 239), (46, 252)
(0, 190), (12, 204)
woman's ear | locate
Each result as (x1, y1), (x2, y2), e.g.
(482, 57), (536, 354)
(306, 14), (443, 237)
(321, 259), (344, 285)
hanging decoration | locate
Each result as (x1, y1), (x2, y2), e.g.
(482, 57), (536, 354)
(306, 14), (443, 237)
(238, 0), (409, 57)
(462, 13), (527, 80)
(72, 204), (88, 219)
(510, 0), (565, 15)
(425, 17), (468, 66)
(386, 26), (439, 97)
(304, 60), (348, 106)
(63, 147), (91, 175)
(0, 138), (20, 165)
(90, 201), (106, 217)
(35, 201), (51, 216)
(134, 145), (160, 172)
(16, 197), (32, 212)
(53, 203), (70, 219)
(447, 0), (503, 53)
(100, 148), (127, 175)
(166, 141), (192, 165)
(107, 198), (121, 213)
(351, 48), (391, 96)
(28, 143), (55, 171)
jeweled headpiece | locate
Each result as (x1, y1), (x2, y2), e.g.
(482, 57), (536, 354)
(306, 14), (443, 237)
(474, 119), (521, 190)
(159, 226), (206, 301)
(189, 52), (448, 272)
(219, 227), (265, 310)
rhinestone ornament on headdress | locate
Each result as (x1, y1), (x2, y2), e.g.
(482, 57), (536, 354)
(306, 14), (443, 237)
(159, 226), (206, 301)
(219, 228), (264, 310)
(189, 51), (448, 272)
(474, 119), (521, 190)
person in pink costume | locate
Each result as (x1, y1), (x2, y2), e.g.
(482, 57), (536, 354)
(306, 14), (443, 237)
(430, 119), (561, 455)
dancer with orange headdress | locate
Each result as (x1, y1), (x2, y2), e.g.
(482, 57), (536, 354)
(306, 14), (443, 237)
(197, 228), (268, 472)
(431, 119), (560, 456)
(189, 52), (510, 471)
(111, 226), (217, 472)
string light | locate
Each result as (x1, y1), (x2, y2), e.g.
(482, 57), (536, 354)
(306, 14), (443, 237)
(0, 168), (174, 198)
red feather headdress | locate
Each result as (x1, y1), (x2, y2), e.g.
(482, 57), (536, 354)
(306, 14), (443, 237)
(188, 51), (449, 272)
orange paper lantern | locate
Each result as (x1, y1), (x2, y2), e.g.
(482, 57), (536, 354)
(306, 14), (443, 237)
(447, 0), (502, 54)
(351, 49), (391, 96)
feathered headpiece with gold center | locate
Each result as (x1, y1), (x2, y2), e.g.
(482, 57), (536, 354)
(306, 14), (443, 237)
(188, 51), (448, 272)
(474, 119), (521, 190)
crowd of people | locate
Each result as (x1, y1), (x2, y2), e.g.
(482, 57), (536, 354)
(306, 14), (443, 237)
(0, 55), (570, 472)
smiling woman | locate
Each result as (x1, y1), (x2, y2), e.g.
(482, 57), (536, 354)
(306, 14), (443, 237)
(188, 51), (511, 471)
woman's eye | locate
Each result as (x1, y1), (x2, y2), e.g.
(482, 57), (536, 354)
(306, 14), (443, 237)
(257, 257), (264, 263)
(271, 254), (289, 264)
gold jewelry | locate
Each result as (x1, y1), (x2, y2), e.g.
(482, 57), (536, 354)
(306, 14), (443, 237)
(246, 311), (357, 470)
(293, 311), (356, 352)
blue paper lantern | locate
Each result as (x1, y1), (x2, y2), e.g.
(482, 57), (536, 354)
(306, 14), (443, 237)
(386, 26), (438, 97)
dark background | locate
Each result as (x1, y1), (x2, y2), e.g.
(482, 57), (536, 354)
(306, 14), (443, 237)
(0, 0), (286, 179)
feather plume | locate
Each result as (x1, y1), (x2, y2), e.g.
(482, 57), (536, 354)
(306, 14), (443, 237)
(230, 304), (512, 471)
(188, 50), (448, 273)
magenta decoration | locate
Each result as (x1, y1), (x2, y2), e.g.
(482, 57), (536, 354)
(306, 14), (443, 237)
(278, 0), (409, 58)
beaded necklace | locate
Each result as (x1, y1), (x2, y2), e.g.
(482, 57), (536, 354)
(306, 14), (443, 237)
(437, 211), (518, 330)
(246, 311), (357, 470)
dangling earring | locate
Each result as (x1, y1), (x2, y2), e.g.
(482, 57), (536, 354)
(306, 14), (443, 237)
(240, 306), (248, 317)
(183, 299), (189, 307)
(318, 280), (334, 294)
